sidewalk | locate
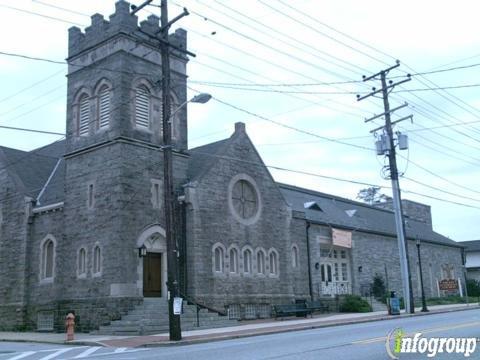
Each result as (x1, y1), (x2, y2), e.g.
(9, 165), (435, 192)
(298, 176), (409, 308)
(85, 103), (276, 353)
(0, 303), (477, 348)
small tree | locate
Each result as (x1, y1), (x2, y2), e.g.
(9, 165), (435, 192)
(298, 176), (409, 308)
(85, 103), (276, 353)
(357, 186), (391, 205)
(372, 274), (386, 299)
(466, 279), (480, 299)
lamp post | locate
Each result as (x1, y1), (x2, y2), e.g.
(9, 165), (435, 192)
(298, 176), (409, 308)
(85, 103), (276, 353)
(163, 92), (211, 341)
(416, 237), (429, 312)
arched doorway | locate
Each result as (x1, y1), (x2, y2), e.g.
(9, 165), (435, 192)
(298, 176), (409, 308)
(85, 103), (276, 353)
(137, 225), (167, 298)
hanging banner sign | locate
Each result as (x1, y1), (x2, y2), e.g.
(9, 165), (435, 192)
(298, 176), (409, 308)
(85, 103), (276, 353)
(332, 228), (352, 248)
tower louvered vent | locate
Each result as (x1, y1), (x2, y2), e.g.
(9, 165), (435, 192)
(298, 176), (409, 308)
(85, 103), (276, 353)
(98, 86), (110, 129)
(79, 94), (89, 136)
(135, 86), (150, 129)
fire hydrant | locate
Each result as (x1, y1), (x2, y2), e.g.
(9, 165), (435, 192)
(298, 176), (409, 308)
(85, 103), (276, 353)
(65, 312), (75, 341)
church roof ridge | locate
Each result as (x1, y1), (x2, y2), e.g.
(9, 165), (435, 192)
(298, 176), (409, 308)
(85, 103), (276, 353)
(276, 182), (395, 214)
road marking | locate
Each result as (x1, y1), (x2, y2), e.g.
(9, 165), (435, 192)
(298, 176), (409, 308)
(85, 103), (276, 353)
(352, 320), (480, 345)
(37, 348), (74, 360)
(6, 352), (35, 360)
(72, 346), (101, 358)
(113, 348), (127, 353)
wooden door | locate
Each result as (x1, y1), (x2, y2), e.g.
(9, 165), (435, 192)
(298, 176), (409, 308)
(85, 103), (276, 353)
(143, 253), (162, 297)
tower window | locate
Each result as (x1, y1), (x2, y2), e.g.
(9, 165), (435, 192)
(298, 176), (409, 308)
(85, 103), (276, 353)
(93, 245), (102, 276)
(40, 236), (56, 282)
(87, 183), (95, 209)
(78, 248), (86, 277)
(292, 245), (299, 268)
(79, 94), (90, 136)
(98, 85), (110, 129)
(135, 85), (150, 129)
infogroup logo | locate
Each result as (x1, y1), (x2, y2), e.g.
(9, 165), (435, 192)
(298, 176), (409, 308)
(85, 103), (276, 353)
(385, 328), (478, 359)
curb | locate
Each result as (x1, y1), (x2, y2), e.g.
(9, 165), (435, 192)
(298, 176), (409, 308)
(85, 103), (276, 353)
(1, 305), (477, 347)
(137, 305), (480, 348)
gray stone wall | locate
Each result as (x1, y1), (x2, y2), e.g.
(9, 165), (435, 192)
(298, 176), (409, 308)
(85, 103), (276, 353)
(351, 232), (464, 299)
(376, 200), (432, 228)
(0, 161), (30, 329)
(185, 129), (309, 310)
(305, 224), (332, 299)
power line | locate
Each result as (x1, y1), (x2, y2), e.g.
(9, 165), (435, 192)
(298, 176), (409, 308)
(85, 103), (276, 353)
(190, 81), (480, 94)
(202, 0), (371, 76)
(0, 69), (64, 104)
(0, 51), (155, 77)
(403, 176), (480, 204)
(172, 1), (368, 88)
(0, 93), (66, 125)
(260, 0), (480, 140)
(190, 61), (480, 88)
(187, 86), (375, 152)
(31, 0), (91, 17)
(0, 125), (64, 136)
(189, 149), (480, 210)
(397, 153), (480, 196)
(189, 54), (368, 119)
(190, 79), (361, 87)
(0, 4), (86, 27)
(259, 0), (390, 67)
(0, 84), (65, 117)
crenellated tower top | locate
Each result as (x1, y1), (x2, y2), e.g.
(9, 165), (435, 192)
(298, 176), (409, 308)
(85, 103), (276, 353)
(65, 0), (189, 153)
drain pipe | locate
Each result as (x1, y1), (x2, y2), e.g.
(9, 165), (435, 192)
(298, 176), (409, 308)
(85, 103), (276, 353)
(306, 221), (314, 301)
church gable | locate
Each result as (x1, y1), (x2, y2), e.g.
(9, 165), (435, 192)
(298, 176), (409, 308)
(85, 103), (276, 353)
(187, 122), (288, 213)
(184, 123), (299, 307)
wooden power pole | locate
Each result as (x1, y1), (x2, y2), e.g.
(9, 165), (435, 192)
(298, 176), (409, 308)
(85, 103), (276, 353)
(358, 61), (415, 314)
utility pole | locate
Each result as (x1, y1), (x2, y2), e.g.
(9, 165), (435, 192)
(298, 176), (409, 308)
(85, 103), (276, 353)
(132, 0), (190, 341)
(159, 0), (182, 341)
(416, 237), (429, 312)
(357, 61), (415, 314)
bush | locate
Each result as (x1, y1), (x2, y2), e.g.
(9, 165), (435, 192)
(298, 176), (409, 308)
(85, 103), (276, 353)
(339, 295), (372, 313)
(467, 279), (480, 298)
(372, 274), (386, 299)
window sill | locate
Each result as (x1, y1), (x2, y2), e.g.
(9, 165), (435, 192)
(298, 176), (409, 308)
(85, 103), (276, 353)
(40, 277), (54, 285)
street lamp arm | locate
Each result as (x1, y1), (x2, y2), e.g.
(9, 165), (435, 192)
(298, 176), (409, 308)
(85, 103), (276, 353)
(168, 93), (212, 120)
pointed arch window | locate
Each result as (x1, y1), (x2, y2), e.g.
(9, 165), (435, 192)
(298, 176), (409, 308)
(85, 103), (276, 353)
(40, 237), (56, 281)
(257, 250), (265, 275)
(98, 85), (110, 129)
(213, 245), (224, 273)
(292, 245), (299, 268)
(243, 248), (252, 274)
(269, 250), (278, 276)
(135, 85), (150, 129)
(229, 248), (239, 274)
(79, 94), (90, 136)
(93, 245), (102, 275)
(78, 248), (86, 277)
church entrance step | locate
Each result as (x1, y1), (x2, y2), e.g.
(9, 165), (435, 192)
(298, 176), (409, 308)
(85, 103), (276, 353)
(91, 298), (239, 335)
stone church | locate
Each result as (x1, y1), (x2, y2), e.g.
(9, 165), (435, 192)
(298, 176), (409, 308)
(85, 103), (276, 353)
(0, 1), (465, 332)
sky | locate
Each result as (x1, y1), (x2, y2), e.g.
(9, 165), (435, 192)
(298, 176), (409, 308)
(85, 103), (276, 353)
(0, 0), (479, 241)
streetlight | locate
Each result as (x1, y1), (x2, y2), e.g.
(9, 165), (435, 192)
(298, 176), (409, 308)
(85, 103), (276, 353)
(416, 237), (429, 312)
(170, 93), (212, 119)
(163, 91), (211, 341)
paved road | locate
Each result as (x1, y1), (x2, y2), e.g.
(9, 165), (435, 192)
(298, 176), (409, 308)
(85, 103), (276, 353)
(0, 309), (479, 359)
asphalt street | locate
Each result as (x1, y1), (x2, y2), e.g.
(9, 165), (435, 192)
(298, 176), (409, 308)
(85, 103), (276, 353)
(0, 309), (479, 359)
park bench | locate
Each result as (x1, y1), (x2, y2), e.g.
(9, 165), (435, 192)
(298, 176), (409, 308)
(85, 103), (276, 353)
(273, 303), (311, 319)
(306, 300), (329, 315)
